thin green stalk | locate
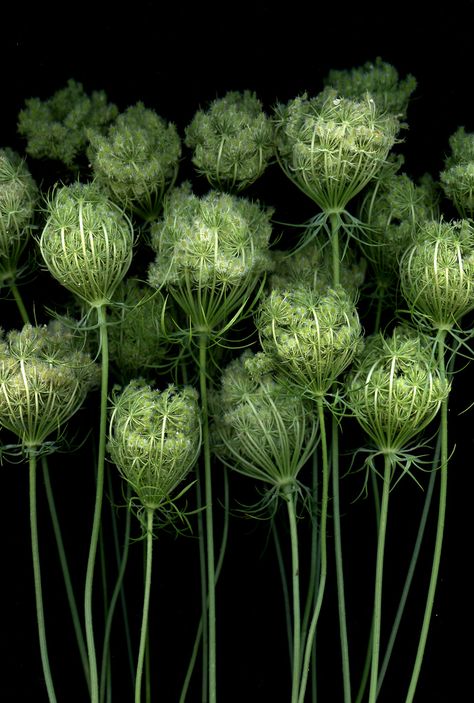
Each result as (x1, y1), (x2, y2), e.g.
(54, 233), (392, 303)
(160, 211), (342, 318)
(84, 304), (109, 703)
(135, 508), (155, 703)
(285, 487), (302, 703)
(272, 518), (294, 669)
(368, 454), (392, 703)
(329, 212), (341, 287)
(42, 456), (91, 692)
(9, 280), (30, 324)
(29, 452), (58, 703)
(404, 329), (449, 703)
(199, 333), (217, 703)
(197, 469), (209, 702)
(298, 397), (329, 703)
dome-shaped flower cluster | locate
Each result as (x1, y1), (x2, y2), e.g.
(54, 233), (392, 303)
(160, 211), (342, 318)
(439, 127), (474, 218)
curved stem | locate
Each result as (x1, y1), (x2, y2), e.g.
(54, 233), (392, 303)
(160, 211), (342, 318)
(286, 488), (302, 703)
(84, 304), (109, 703)
(368, 454), (392, 703)
(272, 517), (293, 669)
(29, 452), (58, 703)
(9, 280), (30, 325)
(135, 508), (155, 703)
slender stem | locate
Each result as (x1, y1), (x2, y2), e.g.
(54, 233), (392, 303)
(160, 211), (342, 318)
(298, 397), (329, 703)
(84, 304), (109, 703)
(286, 488), (302, 703)
(330, 212), (341, 287)
(272, 518), (293, 669)
(199, 333), (217, 703)
(368, 454), (392, 703)
(135, 508), (155, 703)
(404, 329), (449, 703)
(42, 456), (91, 692)
(29, 452), (58, 703)
(197, 469), (209, 702)
(9, 280), (30, 325)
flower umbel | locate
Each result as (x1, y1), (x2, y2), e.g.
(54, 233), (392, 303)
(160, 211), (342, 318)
(439, 127), (474, 218)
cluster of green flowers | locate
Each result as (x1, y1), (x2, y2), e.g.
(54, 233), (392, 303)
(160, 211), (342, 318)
(440, 126), (474, 218)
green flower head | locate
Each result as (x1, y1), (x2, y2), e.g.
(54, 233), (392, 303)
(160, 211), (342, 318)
(274, 87), (400, 212)
(0, 322), (99, 451)
(346, 326), (449, 455)
(399, 218), (474, 330)
(40, 181), (134, 308)
(87, 102), (181, 220)
(440, 127), (474, 218)
(185, 90), (275, 192)
(108, 380), (201, 511)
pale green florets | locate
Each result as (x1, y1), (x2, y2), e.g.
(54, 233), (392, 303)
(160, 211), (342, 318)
(274, 87), (400, 212)
(346, 326), (450, 454)
(324, 57), (417, 121)
(440, 127), (474, 218)
(184, 90), (274, 191)
(87, 102), (181, 220)
(108, 380), (201, 510)
(257, 285), (363, 398)
(0, 148), (39, 285)
(211, 350), (318, 490)
(399, 219), (474, 329)
(17, 79), (118, 169)
(40, 182), (134, 307)
(0, 322), (99, 450)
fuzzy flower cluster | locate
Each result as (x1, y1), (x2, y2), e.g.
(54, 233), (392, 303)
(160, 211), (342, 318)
(257, 285), (363, 399)
(0, 148), (38, 285)
(346, 327), (450, 455)
(40, 182), (134, 308)
(87, 102), (181, 220)
(324, 57), (417, 121)
(0, 322), (99, 450)
(274, 87), (400, 212)
(399, 218), (474, 330)
(108, 380), (201, 511)
(185, 90), (274, 192)
(440, 127), (474, 218)
(211, 350), (318, 493)
(17, 79), (118, 169)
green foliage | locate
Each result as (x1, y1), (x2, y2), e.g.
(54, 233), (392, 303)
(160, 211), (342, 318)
(440, 127), (474, 218)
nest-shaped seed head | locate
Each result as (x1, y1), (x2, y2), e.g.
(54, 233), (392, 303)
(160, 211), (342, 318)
(274, 87), (400, 212)
(346, 326), (450, 454)
(257, 284), (363, 399)
(40, 181), (134, 308)
(0, 322), (99, 450)
(399, 218), (474, 330)
(108, 380), (201, 511)
(185, 90), (275, 192)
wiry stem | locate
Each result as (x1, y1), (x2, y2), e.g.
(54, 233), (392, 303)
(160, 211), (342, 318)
(135, 508), (155, 703)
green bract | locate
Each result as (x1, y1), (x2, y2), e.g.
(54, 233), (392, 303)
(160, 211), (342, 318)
(0, 322), (99, 450)
(108, 380), (201, 511)
(274, 87), (399, 213)
(257, 284), (363, 399)
(399, 219), (474, 330)
(211, 350), (318, 491)
(40, 182), (134, 307)
(87, 102), (181, 220)
(0, 148), (38, 286)
(346, 327), (449, 455)
(17, 79), (118, 169)
(147, 183), (273, 334)
(185, 90), (274, 191)
(440, 127), (474, 218)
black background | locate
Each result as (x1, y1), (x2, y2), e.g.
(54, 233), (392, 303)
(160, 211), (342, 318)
(2, 2), (474, 702)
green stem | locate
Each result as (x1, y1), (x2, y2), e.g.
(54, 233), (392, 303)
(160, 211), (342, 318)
(286, 487), (302, 703)
(42, 456), (91, 692)
(404, 329), (449, 703)
(84, 304), (109, 703)
(330, 212), (341, 287)
(29, 452), (58, 703)
(272, 518), (293, 669)
(368, 454), (392, 703)
(135, 508), (155, 703)
(199, 333), (217, 703)
(9, 280), (30, 325)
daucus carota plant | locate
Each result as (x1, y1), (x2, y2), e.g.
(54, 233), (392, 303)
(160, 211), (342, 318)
(439, 127), (474, 218)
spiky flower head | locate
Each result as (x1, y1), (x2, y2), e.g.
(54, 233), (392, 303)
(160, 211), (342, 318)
(211, 350), (318, 495)
(0, 148), (38, 286)
(40, 181), (134, 308)
(0, 322), (99, 451)
(346, 326), (449, 455)
(87, 102), (181, 220)
(274, 87), (399, 212)
(440, 127), (474, 218)
(324, 57), (417, 122)
(256, 284), (363, 399)
(399, 219), (474, 330)
(184, 90), (274, 192)
(148, 183), (273, 334)
(108, 380), (201, 511)
(17, 79), (118, 169)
